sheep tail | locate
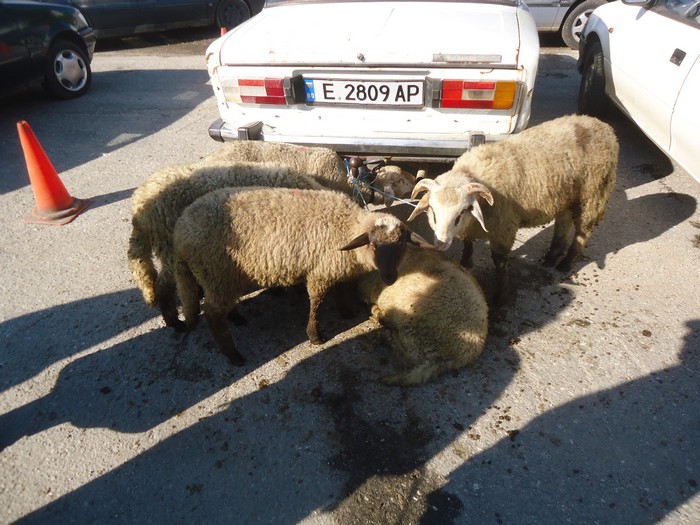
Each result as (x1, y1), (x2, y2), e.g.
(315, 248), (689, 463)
(127, 224), (158, 307)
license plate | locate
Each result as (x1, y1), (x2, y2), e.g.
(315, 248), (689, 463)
(304, 79), (424, 107)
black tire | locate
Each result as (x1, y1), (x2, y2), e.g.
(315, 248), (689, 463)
(561, 0), (606, 50)
(216, 0), (251, 30)
(578, 40), (609, 117)
(43, 39), (91, 99)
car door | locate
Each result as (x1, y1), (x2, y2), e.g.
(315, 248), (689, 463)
(0, 5), (32, 96)
(670, 53), (700, 180)
(71, 0), (141, 35)
(526, 0), (565, 30)
(607, 0), (699, 156)
(667, 5), (700, 181)
(138, 0), (208, 26)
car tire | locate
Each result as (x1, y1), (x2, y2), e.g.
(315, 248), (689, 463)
(43, 39), (91, 99)
(216, 0), (251, 30)
(578, 40), (609, 117)
(561, 0), (606, 50)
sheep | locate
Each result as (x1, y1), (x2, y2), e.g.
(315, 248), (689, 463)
(172, 187), (433, 365)
(202, 141), (352, 195)
(407, 114), (618, 301)
(203, 140), (419, 206)
(357, 245), (488, 386)
(128, 161), (328, 331)
(366, 164), (418, 207)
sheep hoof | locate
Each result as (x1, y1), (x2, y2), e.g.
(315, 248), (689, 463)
(225, 351), (246, 366)
(308, 333), (326, 345)
(167, 319), (189, 332)
(556, 259), (574, 273)
(542, 255), (557, 267)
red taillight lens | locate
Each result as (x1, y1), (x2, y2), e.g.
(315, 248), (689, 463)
(225, 77), (288, 105)
(441, 80), (517, 109)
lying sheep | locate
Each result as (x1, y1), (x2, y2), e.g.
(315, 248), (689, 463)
(358, 245), (488, 386)
(366, 164), (417, 207)
(173, 187), (433, 365)
(203, 140), (418, 206)
(202, 141), (351, 195)
(128, 161), (326, 330)
(408, 114), (618, 300)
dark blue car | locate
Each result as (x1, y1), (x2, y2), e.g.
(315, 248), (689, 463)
(39, 0), (266, 38)
(0, 0), (96, 99)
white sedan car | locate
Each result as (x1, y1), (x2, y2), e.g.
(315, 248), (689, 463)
(206, 0), (539, 161)
(578, 0), (700, 182)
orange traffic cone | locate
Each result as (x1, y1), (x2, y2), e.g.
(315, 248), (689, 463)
(17, 120), (90, 225)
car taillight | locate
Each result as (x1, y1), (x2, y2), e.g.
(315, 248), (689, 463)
(223, 77), (287, 105)
(440, 80), (517, 109)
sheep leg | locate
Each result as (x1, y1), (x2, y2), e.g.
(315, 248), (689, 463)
(174, 260), (202, 331)
(157, 269), (187, 332)
(460, 239), (474, 268)
(557, 217), (594, 272)
(306, 283), (329, 345)
(203, 305), (246, 366)
(543, 211), (573, 267)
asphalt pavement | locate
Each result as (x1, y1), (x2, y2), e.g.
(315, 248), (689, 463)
(0, 30), (699, 525)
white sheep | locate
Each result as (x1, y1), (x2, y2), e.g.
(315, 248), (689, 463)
(128, 161), (327, 330)
(202, 140), (352, 195)
(366, 164), (418, 207)
(358, 245), (488, 386)
(408, 114), (618, 301)
(203, 140), (418, 206)
(173, 187), (433, 365)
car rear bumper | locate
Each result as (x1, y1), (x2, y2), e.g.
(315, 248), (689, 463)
(208, 118), (488, 160)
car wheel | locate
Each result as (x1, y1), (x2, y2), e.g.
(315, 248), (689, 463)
(44, 39), (91, 99)
(561, 0), (606, 50)
(216, 0), (251, 30)
(578, 40), (609, 117)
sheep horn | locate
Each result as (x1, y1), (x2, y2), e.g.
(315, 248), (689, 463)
(410, 177), (440, 199)
(462, 182), (494, 206)
(407, 193), (430, 222)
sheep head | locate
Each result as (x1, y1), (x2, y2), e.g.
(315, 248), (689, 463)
(407, 177), (493, 251)
(373, 165), (417, 207)
(340, 214), (433, 285)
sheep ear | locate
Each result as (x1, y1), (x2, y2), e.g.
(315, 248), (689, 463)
(410, 178), (439, 199)
(382, 185), (395, 207)
(408, 230), (436, 249)
(416, 169), (427, 181)
(407, 193), (430, 222)
(339, 232), (370, 251)
(470, 199), (488, 233)
(462, 182), (494, 206)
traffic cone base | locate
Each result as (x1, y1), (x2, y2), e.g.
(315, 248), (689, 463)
(25, 196), (91, 226)
(17, 120), (90, 226)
